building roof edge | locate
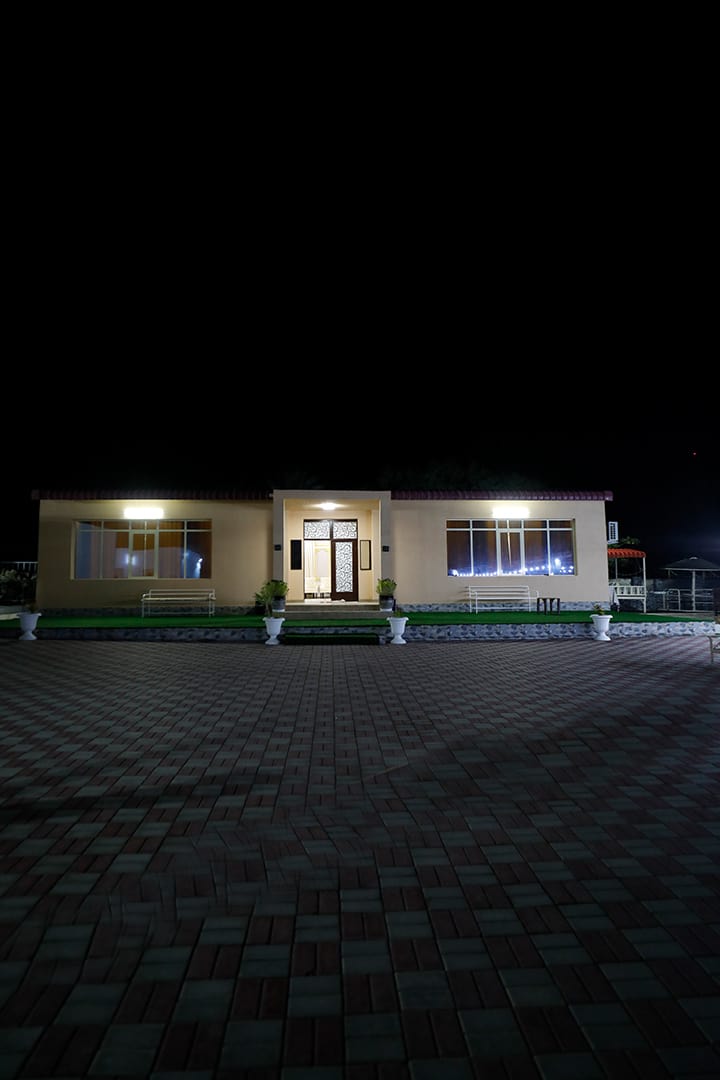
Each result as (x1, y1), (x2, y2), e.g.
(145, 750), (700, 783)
(31, 488), (614, 503)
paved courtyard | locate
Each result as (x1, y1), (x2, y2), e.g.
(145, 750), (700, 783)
(0, 636), (718, 1079)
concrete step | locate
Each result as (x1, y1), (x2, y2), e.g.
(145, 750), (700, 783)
(284, 603), (384, 620)
(282, 630), (381, 645)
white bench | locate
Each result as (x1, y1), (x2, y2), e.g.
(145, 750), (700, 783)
(466, 584), (536, 612)
(141, 588), (216, 617)
(610, 581), (647, 613)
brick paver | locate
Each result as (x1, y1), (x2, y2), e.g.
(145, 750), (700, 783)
(0, 636), (718, 1078)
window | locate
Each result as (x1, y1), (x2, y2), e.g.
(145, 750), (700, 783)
(447, 519), (575, 577)
(303, 519), (358, 539)
(75, 519), (212, 580)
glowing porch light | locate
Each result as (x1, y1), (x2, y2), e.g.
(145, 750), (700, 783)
(319, 502), (339, 511)
(123, 507), (165, 519)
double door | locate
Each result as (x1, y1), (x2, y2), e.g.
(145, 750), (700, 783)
(303, 520), (358, 601)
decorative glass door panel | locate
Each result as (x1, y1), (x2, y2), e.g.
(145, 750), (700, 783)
(332, 539), (358, 600)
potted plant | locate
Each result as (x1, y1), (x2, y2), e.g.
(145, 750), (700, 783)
(256, 579), (289, 615)
(589, 603), (613, 641)
(269, 578), (289, 614)
(376, 577), (397, 613)
(256, 579), (288, 644)
(387, 606), (409, 645)
(19, 596), (41, 641)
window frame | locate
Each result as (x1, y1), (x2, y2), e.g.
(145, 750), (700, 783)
(74, 518), (213, 580)
(447, 518), (575, 577)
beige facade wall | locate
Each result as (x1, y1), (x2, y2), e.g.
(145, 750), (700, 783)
(36, 498), (274, 610)
(35, 491), (612, 610)
(388, 497), (610, 606)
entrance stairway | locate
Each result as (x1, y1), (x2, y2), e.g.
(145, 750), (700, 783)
(286, 602), (383, 620)
(281, 602), (389, 644)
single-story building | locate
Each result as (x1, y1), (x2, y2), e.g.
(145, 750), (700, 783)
(32, 488), (615, 611)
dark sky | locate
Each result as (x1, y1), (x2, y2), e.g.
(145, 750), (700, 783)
(5, 61), (716, 576)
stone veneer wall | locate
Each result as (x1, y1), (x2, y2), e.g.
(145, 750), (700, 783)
(10, 620), (716, 644)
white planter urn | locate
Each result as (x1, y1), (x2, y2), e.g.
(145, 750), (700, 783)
(590, 613), (613, 641)
(263, 616), (285, 645)
(387, 615), (408, 645)
(18, 612), (42, 641)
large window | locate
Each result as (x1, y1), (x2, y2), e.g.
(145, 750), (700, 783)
(75, 519), (212, 580)
(447, 519), (575, 577)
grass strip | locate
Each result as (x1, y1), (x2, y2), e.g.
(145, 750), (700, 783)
(0, 611), (709, 630)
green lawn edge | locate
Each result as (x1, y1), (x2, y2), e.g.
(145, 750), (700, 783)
(2, 611), (711, 630)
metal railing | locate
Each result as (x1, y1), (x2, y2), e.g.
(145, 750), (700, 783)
(649, 588), (713, 612)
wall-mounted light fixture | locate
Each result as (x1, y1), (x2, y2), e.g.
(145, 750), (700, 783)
(123, 507), (165, 519)
(491, 505), (529, 519)
(319, 502), (339, 511)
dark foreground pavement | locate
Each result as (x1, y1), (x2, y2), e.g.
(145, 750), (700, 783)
(0, 637), (718, 1080)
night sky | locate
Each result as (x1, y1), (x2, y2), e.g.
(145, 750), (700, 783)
(6, 97), (717, 580)
(6, 35), (716, 578)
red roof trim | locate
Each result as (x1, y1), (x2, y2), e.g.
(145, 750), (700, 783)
(31, 488), (614, 503)
(391, 490), (613, 501)
(608, 548), (646, 558)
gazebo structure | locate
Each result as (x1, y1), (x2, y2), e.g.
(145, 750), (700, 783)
(607, 546), (647, 612)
